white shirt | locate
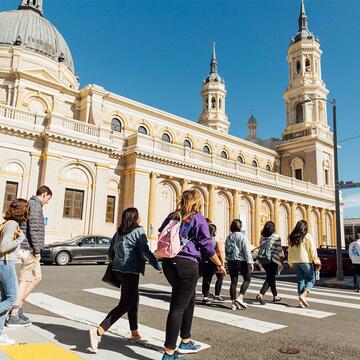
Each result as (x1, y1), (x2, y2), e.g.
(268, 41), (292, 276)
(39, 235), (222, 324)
(349, 241), (360, 264)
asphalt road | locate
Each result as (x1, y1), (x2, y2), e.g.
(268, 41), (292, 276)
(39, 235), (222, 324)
(21, 264), (360, 360)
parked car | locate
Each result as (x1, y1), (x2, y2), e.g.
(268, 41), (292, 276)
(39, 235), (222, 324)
(317, 246), (352, 277)
(41, 235), (112, 266)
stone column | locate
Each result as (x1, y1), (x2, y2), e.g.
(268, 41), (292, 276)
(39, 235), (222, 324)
(233, 190), (240, 220)
(254, 194), (261, 246)
(274, 198), (280, 234)
(306, 205), (312, 233)
(291, 202), (297, 229)
(331, 211), (336, 247)
(147, 172), (158, 242)
(181, 179), (189, 194)
(319, 208), (326, 245)
(208, 184), (216, 223)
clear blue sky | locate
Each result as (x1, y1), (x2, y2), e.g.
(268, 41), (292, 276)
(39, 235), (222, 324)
(4, 0), (360, 217)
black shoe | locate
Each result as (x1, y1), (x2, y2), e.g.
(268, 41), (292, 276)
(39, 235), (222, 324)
(18, 308), (30, 322)
(256, 295), (265, 305)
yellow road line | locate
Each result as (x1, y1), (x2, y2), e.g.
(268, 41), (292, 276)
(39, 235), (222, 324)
(0, 343), (83, 360)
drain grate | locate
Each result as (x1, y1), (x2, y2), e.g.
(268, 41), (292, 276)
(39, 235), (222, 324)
(279, 347), (300, 354)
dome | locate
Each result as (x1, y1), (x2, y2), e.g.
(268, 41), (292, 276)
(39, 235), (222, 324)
(0, 7), (75, 73)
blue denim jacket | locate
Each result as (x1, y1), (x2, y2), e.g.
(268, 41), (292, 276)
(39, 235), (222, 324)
(108, 226), (161, 275)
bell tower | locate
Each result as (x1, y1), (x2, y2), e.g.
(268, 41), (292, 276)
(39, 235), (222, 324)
(278, 0), (334, 188)
(199, 42), (229, 133)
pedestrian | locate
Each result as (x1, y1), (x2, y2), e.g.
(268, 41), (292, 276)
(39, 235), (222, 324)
(349, 233), (360, 293)
(225, 219), (254, 310)
(88, 207), (161, 353)
(159, 190), (226, 360)
(201, 223), (225, 304)
(0, 199), (28, 345)
(288, 220), (321, 308)
(7, 186), (52, 327)
(255, 221), (284, 305)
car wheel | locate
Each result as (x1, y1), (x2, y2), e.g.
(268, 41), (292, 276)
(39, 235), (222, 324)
(55, 251), (70, 266)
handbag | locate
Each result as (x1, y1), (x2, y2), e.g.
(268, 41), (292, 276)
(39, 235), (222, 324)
(102, 263), (122, 288)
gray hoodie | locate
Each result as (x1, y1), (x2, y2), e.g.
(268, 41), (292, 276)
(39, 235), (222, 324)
(0, 220), (25, 261)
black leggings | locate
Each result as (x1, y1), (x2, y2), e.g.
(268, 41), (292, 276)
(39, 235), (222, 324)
(228, 260), (251, 300)
(259, 261), (278, 296)
(201, 260), (223, 297)
(100, 272), (139, 331)
(353, 264), (360, 291)
(162, 257), (199, 350)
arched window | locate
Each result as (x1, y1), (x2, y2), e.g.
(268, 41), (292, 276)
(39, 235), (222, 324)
(183, 139), (192, 148)
(203, 145), (211, 155)
(220, 150), (228, 159)
(237, 155), (244, 164)
(296, 60), (301, 75)
(211, 96), (216, 109)
(295, 103), (303, 124)
(305, 58), (311, 72)
(292, 157), (305, 180)
(138, 125), (148, 135)
(252, 160), (258, 167)
(162, 133), (171, 143)
(219, 98), (222, 109)
(111, 118), (122, 132)
(266, 164), (271, 171)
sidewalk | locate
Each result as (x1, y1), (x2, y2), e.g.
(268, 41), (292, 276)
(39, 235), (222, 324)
(0, 314), (162, 360)
(317, 276), (354, 290)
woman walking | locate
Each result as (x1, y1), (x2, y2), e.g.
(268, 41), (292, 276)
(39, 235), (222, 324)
(225, 219), (253, 310)
(288, 220), (321, 308)
(159, 190), (226, 360)
(88, 207), (161, 353)
(0, 199), (27, 345)
(256, 221), (284, 305)
(201, 224), (225, 304)
(349, 233), (360, 292)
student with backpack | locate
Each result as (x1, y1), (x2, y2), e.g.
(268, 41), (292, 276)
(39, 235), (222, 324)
(225, 219), (253, 310)
(158, 190), (226, 360)
(0, 199), (27, 345)
(255, 221), (284, 305)
(288, 220), (321, 308)
(201, 223), (225, 304)
(88, 207), (161, 353)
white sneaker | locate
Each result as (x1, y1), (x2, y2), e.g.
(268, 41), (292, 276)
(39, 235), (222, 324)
(231, 303), (241, 310)
(88, 329), (101, 353)
(0, 334), (16, 345)
(235, 297), (248, 309)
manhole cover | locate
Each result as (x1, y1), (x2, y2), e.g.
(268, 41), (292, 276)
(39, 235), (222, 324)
(279, 347), (300, 354)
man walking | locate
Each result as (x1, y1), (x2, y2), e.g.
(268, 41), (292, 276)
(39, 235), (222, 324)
(349, 234), (360, 293)
(7, 186), (52, 327)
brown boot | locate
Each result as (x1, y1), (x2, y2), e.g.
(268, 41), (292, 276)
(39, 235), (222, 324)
(299, 290), (309, 308)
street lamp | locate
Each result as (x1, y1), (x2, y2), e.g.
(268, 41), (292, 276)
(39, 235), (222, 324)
(301, 97), (344, 280)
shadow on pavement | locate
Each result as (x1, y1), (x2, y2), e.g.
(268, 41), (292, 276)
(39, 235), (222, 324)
(33, 322), (158, 359)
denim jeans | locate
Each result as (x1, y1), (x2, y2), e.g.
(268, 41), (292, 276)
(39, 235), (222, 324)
(294, 263), (315, 295)
(0, 261), (18, 334)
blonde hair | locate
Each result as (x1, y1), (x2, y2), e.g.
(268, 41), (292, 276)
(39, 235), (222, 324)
(176, 190), (202, 217)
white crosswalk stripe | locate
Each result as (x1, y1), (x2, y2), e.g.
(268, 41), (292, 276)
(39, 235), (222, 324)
(140, 283), (335, 319)
(202, 282), (360, 310)
(26, 292), (210, 358)
(246, 279), (360, 300)
(84, 287), (286, 333)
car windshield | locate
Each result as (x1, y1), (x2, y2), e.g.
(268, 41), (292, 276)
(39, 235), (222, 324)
(63, 236), (84, 243)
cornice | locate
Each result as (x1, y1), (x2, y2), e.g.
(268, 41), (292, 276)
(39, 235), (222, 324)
(124, 149), (334, 204)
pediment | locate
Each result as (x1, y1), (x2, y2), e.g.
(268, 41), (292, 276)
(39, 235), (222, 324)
(21, 68), (63, 86)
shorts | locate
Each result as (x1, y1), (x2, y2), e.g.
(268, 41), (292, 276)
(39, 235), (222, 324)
(18, 249), (42, 281)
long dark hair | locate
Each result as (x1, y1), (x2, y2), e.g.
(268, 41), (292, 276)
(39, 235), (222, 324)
(118, 207), (140, 235)
(209, 223), (217, 237)
(289, 220), (308, 246)
(262, 221), (275, 238)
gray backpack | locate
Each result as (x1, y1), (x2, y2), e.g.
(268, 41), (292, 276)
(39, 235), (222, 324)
(257, 236), (275, 265)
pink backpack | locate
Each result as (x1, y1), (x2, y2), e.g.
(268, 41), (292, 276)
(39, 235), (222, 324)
(156, 213), (193, 258)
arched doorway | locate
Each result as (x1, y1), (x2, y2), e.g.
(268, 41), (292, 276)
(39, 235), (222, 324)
(240, 197), (252, 245)
(279, 205), (289, 246)
(325, 213), (332, 245)
(310, 211), (320, 246)
(214, 192), (230, 242)
(155, 182), (177, 231)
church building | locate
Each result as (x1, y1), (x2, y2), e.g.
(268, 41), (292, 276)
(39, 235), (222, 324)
(0, 0), (341, 248)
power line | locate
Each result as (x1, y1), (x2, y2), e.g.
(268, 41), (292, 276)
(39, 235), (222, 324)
(338, 135), (360, 143)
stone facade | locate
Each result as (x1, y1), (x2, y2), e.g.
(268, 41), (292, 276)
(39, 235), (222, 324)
(0, 1), (342, 249)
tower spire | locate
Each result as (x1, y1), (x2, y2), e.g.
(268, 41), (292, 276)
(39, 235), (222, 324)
(292, 0), (315, 43)
(18, 0), (44, 16)
(210, 41), (218, 74)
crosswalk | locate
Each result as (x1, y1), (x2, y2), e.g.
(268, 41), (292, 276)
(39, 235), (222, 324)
(23, 279), (359, 360)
